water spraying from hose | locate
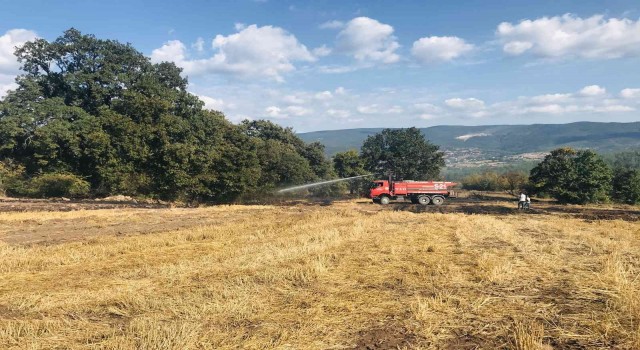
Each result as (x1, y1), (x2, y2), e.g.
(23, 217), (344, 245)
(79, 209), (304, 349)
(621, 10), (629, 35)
(277, 174), (373, 193)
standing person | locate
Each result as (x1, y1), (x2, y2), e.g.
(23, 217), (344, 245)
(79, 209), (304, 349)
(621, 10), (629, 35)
(525, 195), (531, 210)
(518, 192), (526, 210)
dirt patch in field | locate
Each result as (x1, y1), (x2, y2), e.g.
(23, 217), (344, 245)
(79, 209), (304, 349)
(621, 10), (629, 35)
(0, 206), (279, 245)
(353, 323), (418, 349)
(0, 197), (170, 212)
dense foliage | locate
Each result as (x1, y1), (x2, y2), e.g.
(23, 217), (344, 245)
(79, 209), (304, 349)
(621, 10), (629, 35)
(239, 120), (335, 194)
(611, 169), (640, 204)
(0, 29), (332, 201)
(529, 148), (612, 204)
(607, 150), (640, 204)
(462, 170), (528, 195)
(333, 149), (368, 194)
(360, 128), (444, 180)
(441, 162), (538, 182)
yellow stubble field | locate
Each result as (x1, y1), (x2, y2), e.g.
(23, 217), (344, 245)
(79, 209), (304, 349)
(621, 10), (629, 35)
(0, 199), (639, 349)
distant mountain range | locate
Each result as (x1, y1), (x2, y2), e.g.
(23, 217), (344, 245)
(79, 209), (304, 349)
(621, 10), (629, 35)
(299, 122), (640, 166)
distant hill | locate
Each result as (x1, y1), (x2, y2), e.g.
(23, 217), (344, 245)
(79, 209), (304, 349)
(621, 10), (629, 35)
(299, 122), (640, 165)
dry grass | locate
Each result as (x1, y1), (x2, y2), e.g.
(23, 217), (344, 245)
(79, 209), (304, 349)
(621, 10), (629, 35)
(0, 201), (639, 349)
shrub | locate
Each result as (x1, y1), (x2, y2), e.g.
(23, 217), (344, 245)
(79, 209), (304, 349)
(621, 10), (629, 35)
(462, 172), (507, 191)
(611, 169), (640, 205)
(27, 173), (90, 198)
(0, 161), (28, 196)
(502, 171), (529, 196)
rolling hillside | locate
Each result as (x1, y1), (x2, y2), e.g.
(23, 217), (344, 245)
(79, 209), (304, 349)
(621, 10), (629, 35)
(299, 122), (640, 162)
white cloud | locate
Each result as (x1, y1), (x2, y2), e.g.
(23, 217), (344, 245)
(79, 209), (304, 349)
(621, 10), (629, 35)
(621, 88), (640, 99)
(579, 85), (606, 96)
(151, 40), (187, 64)
(357, 104), (379, 114)
(388, 105), (404, 114)
(284, 105), (311, 116)
(357, 104), (404, 114)
(312, 45), (332, 57)
(526, 104), (566, 114)
(593, 105), (634, 112)
(151, 24), (315, 81)
(0, 29), (38, 97)
(411, 36), (474, 63)
(282, 94), (305, 104)
(335, 87), (347, 95)
(192, 37), (205, 52)
(314, 91), (333, 100)
(265, 106), (283, 118)
(530, 93), (572, 103)
(516, 103), (635, 114)
(318, 64), (361, 74)
(503, 41), (534, 55)
(0, 29), (37, 74)
(197, 95), (224, 110)
(445, 98), (485, 109)
(264, 105), (311, 119)
(414, 103), (441, 112)
(336, 17), (400, 64)
(327, 109), (351, 118)
(319, 20), (344, 30)
(0, 81), (17, 99)
(497, 14), (640, 59)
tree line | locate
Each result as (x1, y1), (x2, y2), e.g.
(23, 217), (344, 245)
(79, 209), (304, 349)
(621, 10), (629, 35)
(0, 29), (444, 202)
(461, 149), (640, 205)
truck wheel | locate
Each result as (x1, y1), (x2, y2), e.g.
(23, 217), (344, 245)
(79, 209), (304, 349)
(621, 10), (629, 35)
(417, 195), (430, 205)
(432, 196), (444, 205)
(372, 198), (380, 204)
(379, 196), (390, 205)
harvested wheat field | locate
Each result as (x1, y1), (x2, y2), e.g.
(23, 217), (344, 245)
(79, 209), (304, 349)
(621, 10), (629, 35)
(1, 199), (640, 349)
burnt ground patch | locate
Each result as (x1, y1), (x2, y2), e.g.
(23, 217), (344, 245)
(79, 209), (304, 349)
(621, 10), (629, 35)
(352, 322), (419, 350)
(353, 198), (640, 222)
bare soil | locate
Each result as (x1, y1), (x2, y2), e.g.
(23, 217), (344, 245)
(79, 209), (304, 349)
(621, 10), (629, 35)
(0, 200), (278, 245)
(0, 197), (169, 212)
(353, 322), (418, 349)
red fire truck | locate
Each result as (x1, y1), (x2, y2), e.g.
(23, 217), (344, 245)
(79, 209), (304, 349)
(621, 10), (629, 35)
(369, 179), (458, 205)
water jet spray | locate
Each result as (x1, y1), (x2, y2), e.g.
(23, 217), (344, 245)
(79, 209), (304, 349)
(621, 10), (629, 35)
(277, 174), (373, 193)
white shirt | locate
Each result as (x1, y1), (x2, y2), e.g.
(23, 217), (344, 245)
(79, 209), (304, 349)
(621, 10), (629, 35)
(526, 196), (531, 202)
(519, 194), (526, 201)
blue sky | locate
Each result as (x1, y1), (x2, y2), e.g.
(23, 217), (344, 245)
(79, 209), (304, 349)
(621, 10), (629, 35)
(1, 0), (640, 132)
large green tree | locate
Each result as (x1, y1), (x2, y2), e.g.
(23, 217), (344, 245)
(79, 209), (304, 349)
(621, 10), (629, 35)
(333, 149), (367, 194)
(611, 168), (640, 204)
(529, 148), (612, 204)
(0, 28), (260, 201)
(360, 128), (444, 180)
(240, 120), (334, 190)
(609, 151), (640, 204)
